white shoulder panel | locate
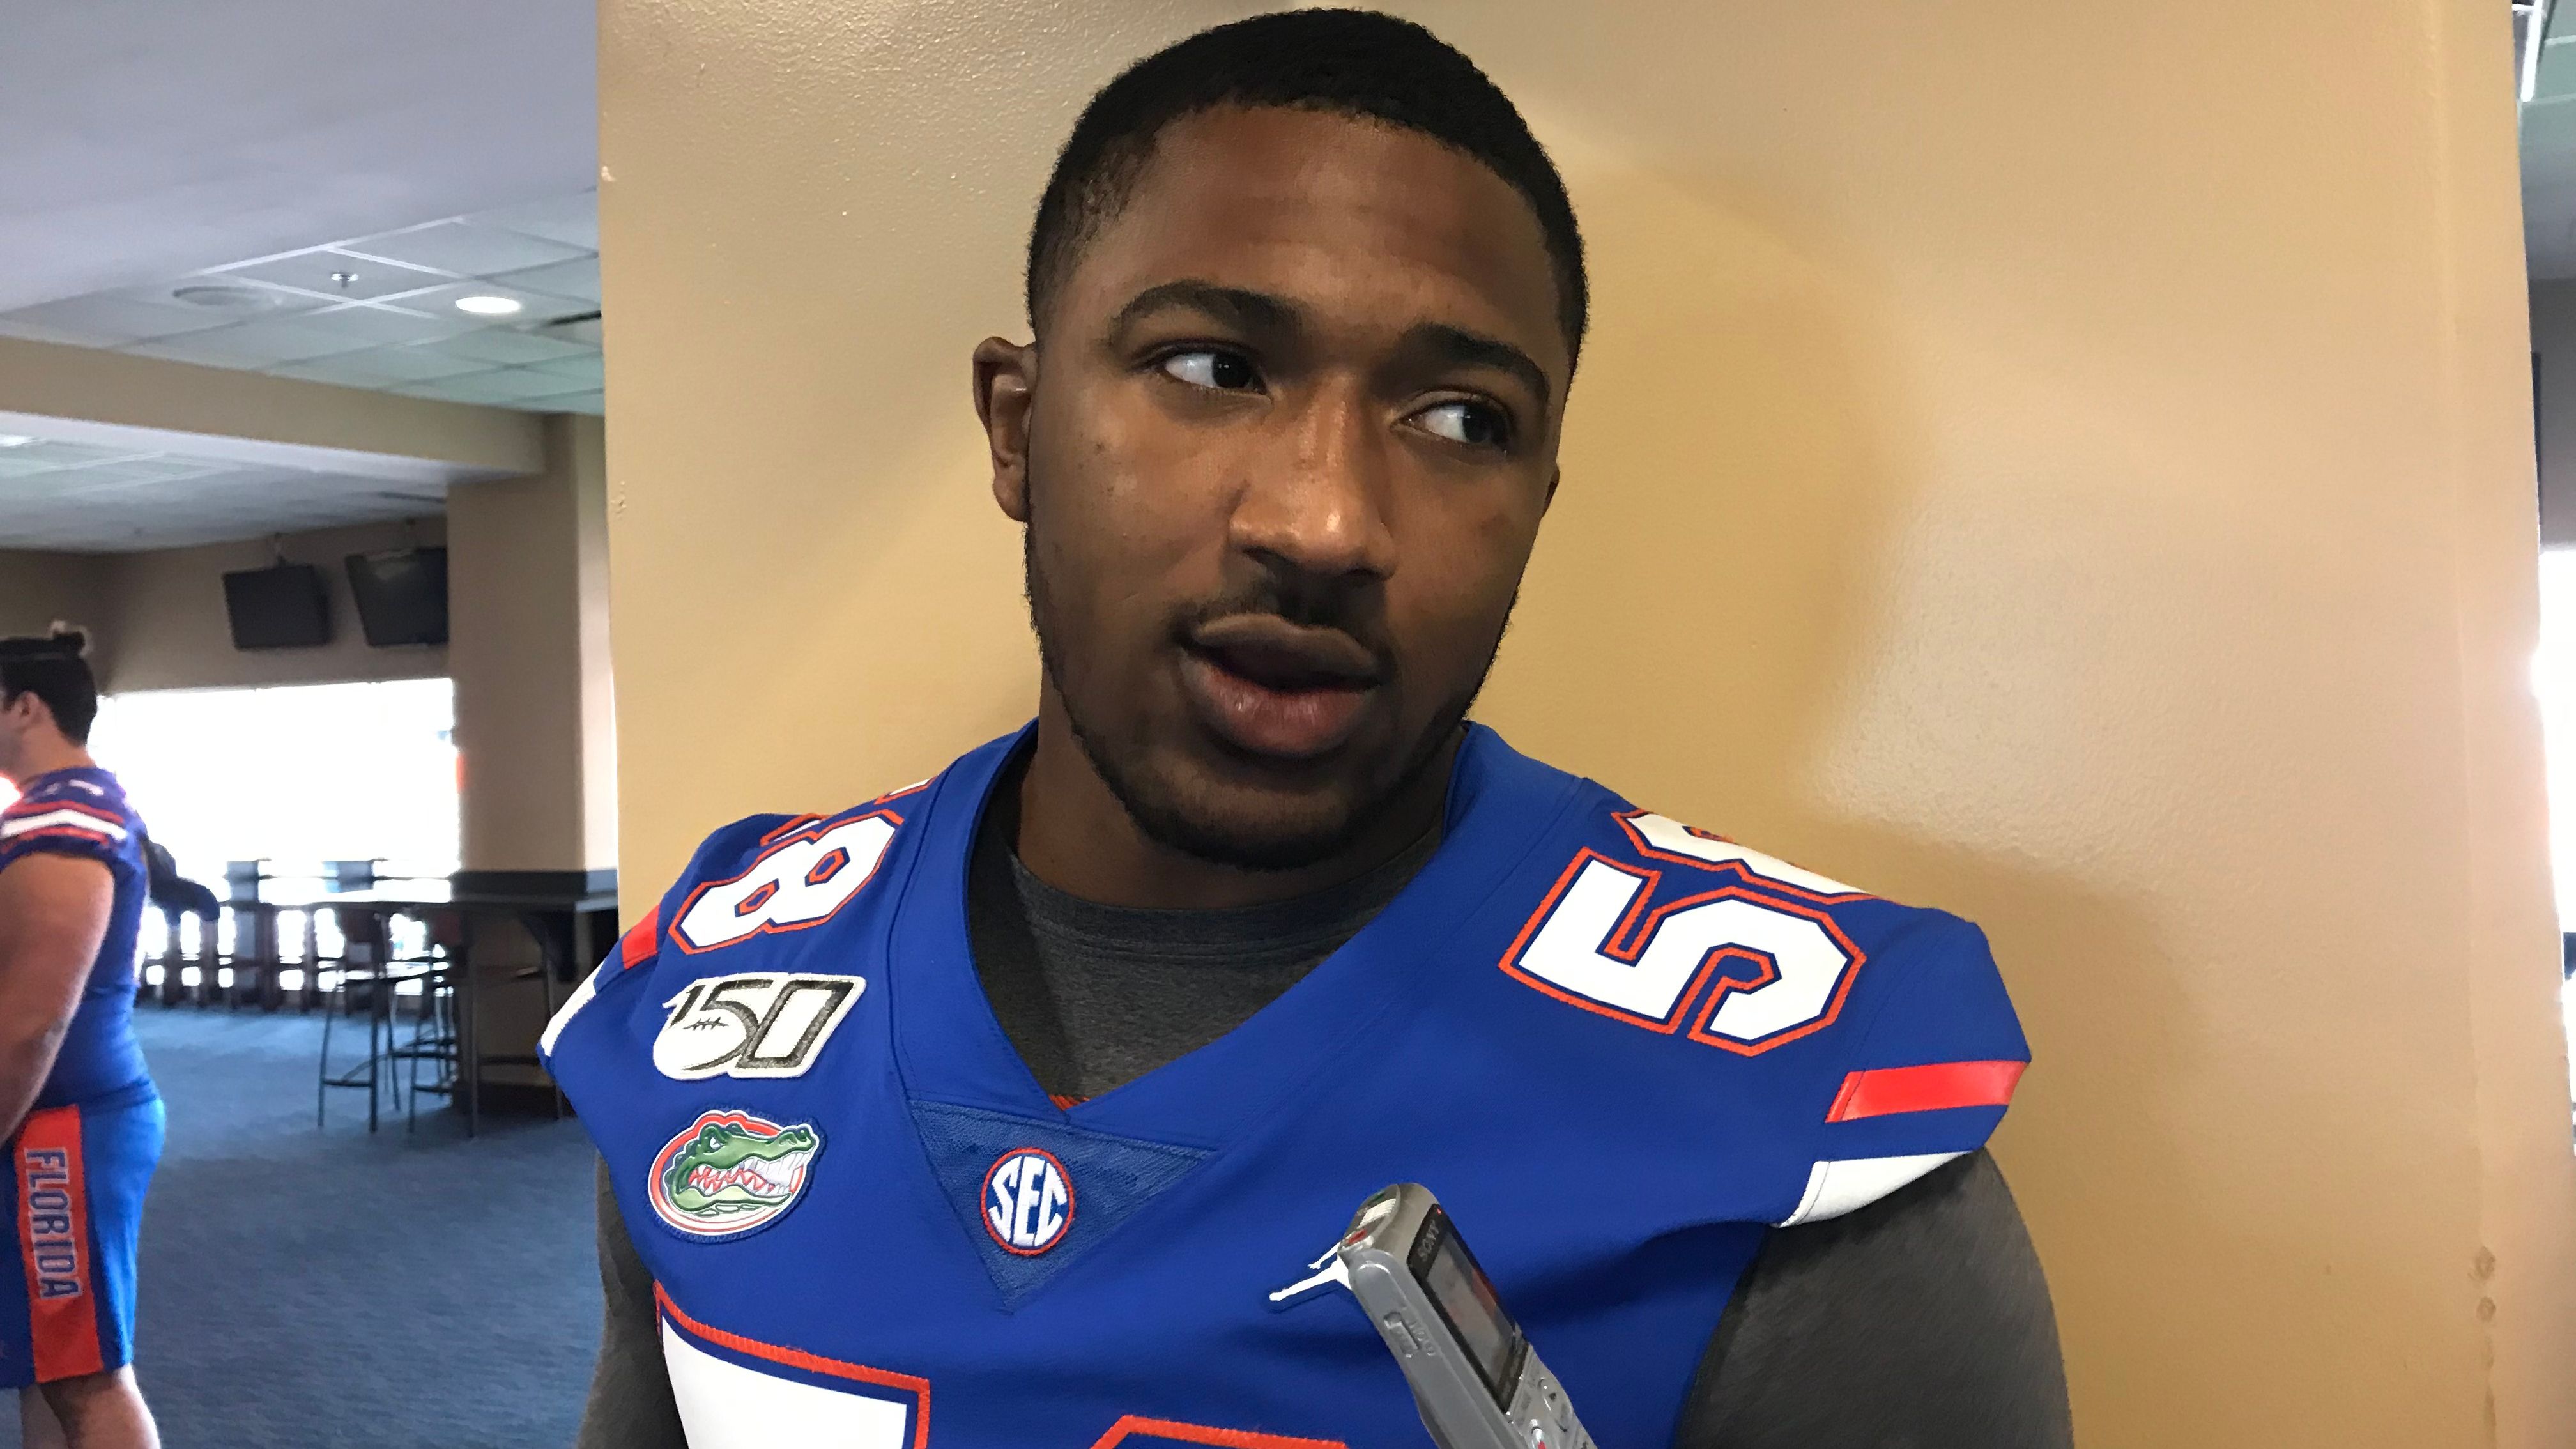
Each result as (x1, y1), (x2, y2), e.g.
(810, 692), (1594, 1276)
(661, 1317), (912, 1448)
(1775, 1151), (1965, 1227)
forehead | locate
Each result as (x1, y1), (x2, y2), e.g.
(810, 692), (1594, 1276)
(1062, 106), (1569, 381)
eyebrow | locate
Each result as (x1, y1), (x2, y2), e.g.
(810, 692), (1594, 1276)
(1397, 322), (1552, 413)
(1107, 280), (1300, 341)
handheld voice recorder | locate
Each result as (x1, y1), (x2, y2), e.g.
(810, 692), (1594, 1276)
(1334, 1183), (1597, 1449)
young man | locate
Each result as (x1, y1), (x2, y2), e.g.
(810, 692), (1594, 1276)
(0, 632), (163, 1449)
(553, 12), (2071, 1446)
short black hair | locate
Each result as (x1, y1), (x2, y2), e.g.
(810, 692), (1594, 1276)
(1027, 8), (1588, 369)
(0, 630), (98, 744)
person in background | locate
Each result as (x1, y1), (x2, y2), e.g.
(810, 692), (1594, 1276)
(138, 838), (219, 999)
(0, 631), (163, 1449)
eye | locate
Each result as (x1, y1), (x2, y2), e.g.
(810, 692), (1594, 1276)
(1412, 400), (1512, 450)
(1160, 349), (1261, 392)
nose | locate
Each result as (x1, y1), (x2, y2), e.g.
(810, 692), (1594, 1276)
(1225, 379), (1396, 595)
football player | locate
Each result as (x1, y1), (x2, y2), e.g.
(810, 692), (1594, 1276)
(555, 11), (2072, 1447)
(0, 632), (162, 1449)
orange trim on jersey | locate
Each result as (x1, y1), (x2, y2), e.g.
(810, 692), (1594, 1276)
(1046, 1093), (1087, 1111)
(1, 797), (121, 828)
(758, 813), (826, 845)
(2, 825), (118, 850)
(654, 1282), (930, 1448)
(1089, 1416), (1347, 1449)
(15, 1105), (102, 1383)
(618, 902), (661, 969)
(668, 808), (903, 956)
(1676, 888), (1867, 1058)
(1827, 1060), (2026, 1123)
(1611, 809), (1868, 903)
(1498, 848), (1868, 1055)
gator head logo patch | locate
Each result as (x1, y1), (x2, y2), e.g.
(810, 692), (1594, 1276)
(647, 1110), (822, 1241)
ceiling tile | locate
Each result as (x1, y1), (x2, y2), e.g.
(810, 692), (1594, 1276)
(6, 440), (146, 470)
(208, 247), (457, 301)
(524, 353), (606, 387)
(292, 303), (480, 347)
(0, 318), (109, 348)
(394, 368), (587, 406)
(426, 328), (594, 366)
(266, 346), (494, 387)
(88, 457), (231, 484)
(1, 292), (246, 345)
(122, 317), (381, 368)
(519, 389), (607, 416)
(466, 192), (600, 252)
(338, 220), (590, 279)
(486, 256), (601, 303)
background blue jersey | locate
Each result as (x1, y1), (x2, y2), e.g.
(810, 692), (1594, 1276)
(545, 726), (2029, 1448)
(2, 768), (154, 1111)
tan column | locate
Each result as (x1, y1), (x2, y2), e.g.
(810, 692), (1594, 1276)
(598, 2), (2576, 1443)
(447, 412), (615, 875)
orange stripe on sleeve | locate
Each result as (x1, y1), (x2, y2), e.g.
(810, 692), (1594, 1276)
(15, 1105), (102, 1382)
(619, 901), (663, 969)
(1826, 1060), (2027, 1123)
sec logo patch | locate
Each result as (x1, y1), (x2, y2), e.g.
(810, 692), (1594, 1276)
(648, 1109), (823, 1241)
(982, 1147), (1074, 1255)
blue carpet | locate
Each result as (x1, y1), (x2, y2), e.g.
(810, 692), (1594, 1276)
(5, 1005), (601, 1448)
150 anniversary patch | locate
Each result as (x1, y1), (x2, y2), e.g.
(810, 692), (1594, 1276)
(654, 972), (864, 1080)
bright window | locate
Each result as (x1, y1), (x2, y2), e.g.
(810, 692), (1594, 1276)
(2532, 551), (2576, 1107)
(79, 678), (459, 888)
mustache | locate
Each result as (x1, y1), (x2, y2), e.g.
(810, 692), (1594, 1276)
(1172, 572), (1394, 670)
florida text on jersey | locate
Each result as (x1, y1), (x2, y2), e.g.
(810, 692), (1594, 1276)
(542, 725), (2030, 1448)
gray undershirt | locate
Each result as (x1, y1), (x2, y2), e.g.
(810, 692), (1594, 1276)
(970, 809), (1439, 1100)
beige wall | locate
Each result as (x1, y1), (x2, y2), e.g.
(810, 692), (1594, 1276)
(0, 550), (109, 643)
(448, 413), (615, 872)
(599, 2), (2576, 1444)
(96, 519), (447, 693)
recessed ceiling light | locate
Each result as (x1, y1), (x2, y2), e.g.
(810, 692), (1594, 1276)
(170, 283), (278, 311)
(455, 295), (523, 316)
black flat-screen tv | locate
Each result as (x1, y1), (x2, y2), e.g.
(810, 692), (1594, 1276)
(220, 563), (331, 650)
(345, 546), (449, 647)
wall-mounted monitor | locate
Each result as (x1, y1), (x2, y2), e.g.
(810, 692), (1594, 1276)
(345, 546), (449, 648)
(220, 564), (332, 650)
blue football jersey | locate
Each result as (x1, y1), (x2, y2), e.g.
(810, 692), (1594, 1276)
(1, 769), (154, 1111)
(544, 724), (2029, 1449)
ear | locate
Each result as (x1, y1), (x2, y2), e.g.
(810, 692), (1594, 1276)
(973, 337), (1039, 523)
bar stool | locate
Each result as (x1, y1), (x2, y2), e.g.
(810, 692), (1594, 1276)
(316, 926), (399, 1131)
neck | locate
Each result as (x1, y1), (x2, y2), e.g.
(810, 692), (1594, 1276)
(1013, 687), (1453, 911)
(7, 738), (94, 785)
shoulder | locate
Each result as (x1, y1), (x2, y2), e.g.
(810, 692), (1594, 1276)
(656, 783), (928, 957)
(1481, 781), (2029, 1224)
(1, 773), (141, 868)
(1496, 790), (2015, 1052)
(540, 779), (931, 1064)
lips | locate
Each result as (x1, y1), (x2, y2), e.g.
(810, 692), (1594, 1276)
(1179, 616), (1382, 760)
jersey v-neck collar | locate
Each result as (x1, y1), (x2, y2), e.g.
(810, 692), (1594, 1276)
(884, 722), (1584, 1146)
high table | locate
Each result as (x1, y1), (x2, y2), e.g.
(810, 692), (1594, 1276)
(236, 878), (618, 1137)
